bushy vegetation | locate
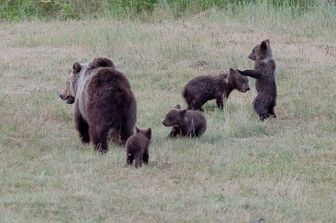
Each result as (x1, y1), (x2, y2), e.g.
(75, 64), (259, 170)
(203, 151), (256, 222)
(0, 0), (324, 20)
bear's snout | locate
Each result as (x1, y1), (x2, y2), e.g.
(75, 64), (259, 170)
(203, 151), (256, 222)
(59, 94), (66, 100)
(59, 93), (75, 104)
(162, 121), (169, 127)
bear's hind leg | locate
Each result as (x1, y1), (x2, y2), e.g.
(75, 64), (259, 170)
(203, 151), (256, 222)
(127, 153), (134, 166)
(89, 126), (108, 153)
(190, 98), (204, 111)
(185, 96), (193, 110)
(268, 103), (277, 118)
(120, 118), (136, 146)
(134, 155), (143, 168)
(143, 150), (149, 164)
(253, 98), (270, 121)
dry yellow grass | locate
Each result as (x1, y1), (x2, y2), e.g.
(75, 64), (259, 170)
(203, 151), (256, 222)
(0, 4), (335, 223)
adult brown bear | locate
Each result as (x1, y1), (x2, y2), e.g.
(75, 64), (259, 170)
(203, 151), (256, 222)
(59, 57), (137, 152)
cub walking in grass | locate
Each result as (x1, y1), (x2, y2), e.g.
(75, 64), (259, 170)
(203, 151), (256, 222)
(59, 57), (137, 152)
(238, 39), (277, 121)
(162, 105), (207, 138)
(126, 127), (152, 168)
(183, 68), (250, 111)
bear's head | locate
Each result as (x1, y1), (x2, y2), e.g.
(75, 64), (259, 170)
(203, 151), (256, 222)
(228, 68), (250, 93)
(162, 105), (187, 127)
(248, 39), (272, 61)
(59, 62), (82, 104)
(135, 127), (152, 141)
(59, 57), (115, 104)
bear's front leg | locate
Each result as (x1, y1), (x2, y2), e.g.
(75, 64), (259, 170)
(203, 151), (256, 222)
(216, 95), (224, 109)
(168, 126), (180, 138)
(74, 103), (90, 143)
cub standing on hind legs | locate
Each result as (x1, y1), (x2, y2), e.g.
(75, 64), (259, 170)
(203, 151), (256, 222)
(238, 39), (277, 121)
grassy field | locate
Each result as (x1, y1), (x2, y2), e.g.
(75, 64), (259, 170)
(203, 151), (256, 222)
(0, 2), (336, 223)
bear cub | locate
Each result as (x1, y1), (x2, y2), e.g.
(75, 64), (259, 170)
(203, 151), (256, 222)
(162, 105), (207, 138)
(238, 39), (277, 121)
(59, 57), (137, 152)
(183, 68), (250, 111)
(126, 127), (152, 168)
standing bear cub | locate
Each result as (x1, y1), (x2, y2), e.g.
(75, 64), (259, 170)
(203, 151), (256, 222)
(126, 127), (151, 168)
(183, 68), (250, 111)
(162, 105), (207, 138)
(238, 39), (277, 121)
(59, 57), (137, 152)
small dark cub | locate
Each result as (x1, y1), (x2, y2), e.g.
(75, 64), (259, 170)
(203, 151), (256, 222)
(183, 68), (250, 111)
(238, 39), (277, 121)
(126, 127), (151, 168)
(162, 105), (207, 137)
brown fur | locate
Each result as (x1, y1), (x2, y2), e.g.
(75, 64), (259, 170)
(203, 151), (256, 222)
(59, 57), (137, 152)
(162, 105), (207, 137)
(183, 69), (250, 111)
(238, 39), (277, 121)
(126, 127), (151, 168)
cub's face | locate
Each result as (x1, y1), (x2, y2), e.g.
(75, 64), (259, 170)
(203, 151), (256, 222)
(235, 73), (250, 92)
(162, 105), (185, 127)
(248, 39), (272, 61)
(162, 109), (181, 127)
(229, 69), (250, 93)
(59, 62), (82, 104)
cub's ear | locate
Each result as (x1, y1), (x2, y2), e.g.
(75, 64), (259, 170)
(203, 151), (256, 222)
(174, 104), (181, 109)
(73, 62), (82, 73)
(260, 40), (268, 51)
(229, 68), (237, 75)
(228, 68), (237, 82)
(146, 128), (152, 138)
(135, 127), (140, 133)
(180, 109), (187, 118)
(265, 39), (270, 44)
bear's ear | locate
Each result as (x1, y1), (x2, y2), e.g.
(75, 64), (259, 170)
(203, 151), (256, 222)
(180, 109), (187, 118)
(229, 68), (236, 75)
(228, 68), (236, 82)
(146, 128), (152, 139)
(265, 39), (270, 44)
(89, 57), (115, 70)
(135, 127), (140, 133)
(174, 104), (181, 109)
(73, 62), (82, 73)
(260, 40), (268, 51)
